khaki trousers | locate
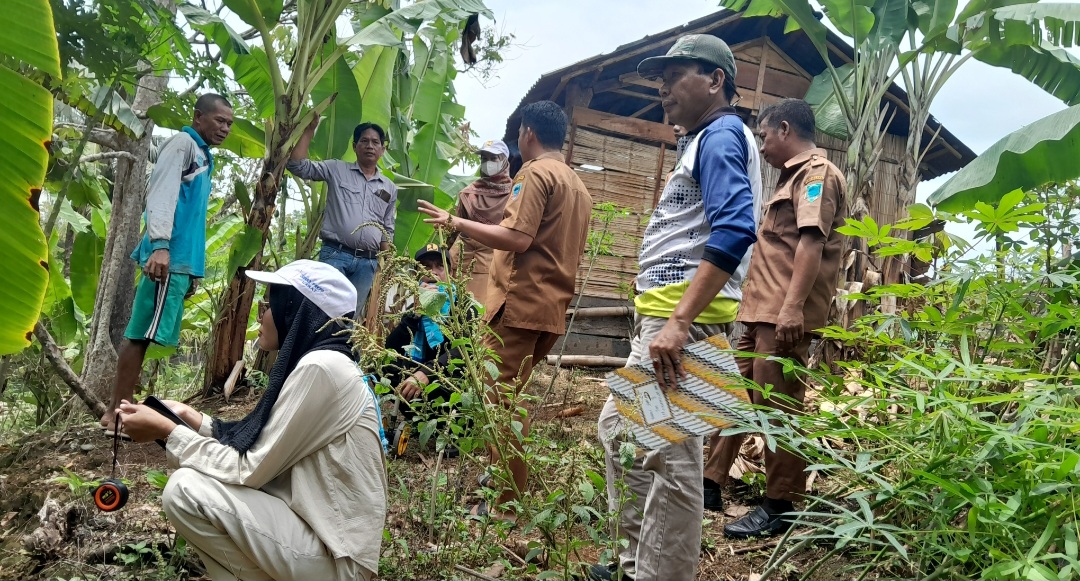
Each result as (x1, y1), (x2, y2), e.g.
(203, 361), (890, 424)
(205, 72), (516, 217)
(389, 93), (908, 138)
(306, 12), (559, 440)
(703, 322), (812, 502)
(163, 468), (368, 581)
(598, 314), (728, 581)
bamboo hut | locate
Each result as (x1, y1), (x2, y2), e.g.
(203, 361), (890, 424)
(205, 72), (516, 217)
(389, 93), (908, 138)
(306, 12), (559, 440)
(502, 10), (977, 359)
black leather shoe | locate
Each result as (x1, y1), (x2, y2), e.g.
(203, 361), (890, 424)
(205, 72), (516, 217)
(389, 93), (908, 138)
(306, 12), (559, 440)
(582, 562), (634, 581)
(704, 485), (724, 512)
(723, 505), (793, 539)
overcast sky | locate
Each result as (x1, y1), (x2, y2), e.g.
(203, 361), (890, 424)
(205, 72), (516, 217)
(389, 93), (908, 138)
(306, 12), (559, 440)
(454, 0), (1071, 209)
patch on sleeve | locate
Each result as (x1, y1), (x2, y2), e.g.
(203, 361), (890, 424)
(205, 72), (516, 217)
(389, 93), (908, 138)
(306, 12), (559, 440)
(805, 182), (823, 204)
(511, 180), (524, 200)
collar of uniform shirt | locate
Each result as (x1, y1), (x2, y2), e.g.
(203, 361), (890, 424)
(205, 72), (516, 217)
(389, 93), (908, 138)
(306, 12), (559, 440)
(348, 164), (389, 182)
(780, 147), (830, 174)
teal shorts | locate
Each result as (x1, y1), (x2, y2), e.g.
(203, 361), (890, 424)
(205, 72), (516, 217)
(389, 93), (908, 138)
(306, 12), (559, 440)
(123, 272), (192, 347)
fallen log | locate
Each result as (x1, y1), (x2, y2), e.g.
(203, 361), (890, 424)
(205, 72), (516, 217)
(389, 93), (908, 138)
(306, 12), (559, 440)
(545, 355), (627, 367)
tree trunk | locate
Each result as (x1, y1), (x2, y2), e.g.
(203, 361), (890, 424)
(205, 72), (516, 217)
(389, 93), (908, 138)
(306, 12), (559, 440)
(205, 163), (282, 392)
(81, 69), (169, 403)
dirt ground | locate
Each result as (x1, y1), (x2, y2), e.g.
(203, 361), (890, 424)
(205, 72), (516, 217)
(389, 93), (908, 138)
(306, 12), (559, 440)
(0, 367), (843, 580)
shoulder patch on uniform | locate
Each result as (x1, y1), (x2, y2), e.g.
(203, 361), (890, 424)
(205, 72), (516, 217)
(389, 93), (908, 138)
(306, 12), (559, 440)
(511, 180), (524, 200)
(804, 173), (825, 186)
(806, 182), (823, 204)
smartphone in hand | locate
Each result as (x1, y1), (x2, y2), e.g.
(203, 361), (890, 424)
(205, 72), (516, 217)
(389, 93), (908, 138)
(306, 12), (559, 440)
(142, 395), (192, 449)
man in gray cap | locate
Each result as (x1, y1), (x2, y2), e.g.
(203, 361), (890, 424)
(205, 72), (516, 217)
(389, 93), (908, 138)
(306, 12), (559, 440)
(592, 34), (763, 581)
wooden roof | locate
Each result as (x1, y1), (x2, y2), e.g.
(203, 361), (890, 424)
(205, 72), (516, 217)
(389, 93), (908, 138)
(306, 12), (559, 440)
(502, 9), (977, 180)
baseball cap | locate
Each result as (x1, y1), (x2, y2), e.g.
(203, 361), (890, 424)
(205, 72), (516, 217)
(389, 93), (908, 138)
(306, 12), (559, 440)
(245, 259), (357, 319)
(637, 34), (738, 88)
(478, 139), (509, 158)
(414, 243), (449, 263)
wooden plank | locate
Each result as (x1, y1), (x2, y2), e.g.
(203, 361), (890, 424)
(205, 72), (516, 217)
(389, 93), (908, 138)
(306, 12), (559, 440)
(618, 72), (662, 90)
(735, 61), (760, 91)
(572, 107), (677, 146)
(731, 40), (764, 63)
(761, 67), (812, 99)
(765, 38), (812, 79)
(612, 88), (661, 102)
(630, 102), (660, 118)
(755, 39), (769, 108)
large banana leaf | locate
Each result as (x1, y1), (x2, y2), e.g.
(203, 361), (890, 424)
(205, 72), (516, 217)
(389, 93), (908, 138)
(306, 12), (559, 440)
(912, 0), (958, 37)
(221, 118), (267, 159)
(353, 45), (398, 132)
(928, 104), (1080, 212)
(869, 0), (911, 47)
(343, 0), (493, 49)
(70, 229), (103, 315)
(391, 173), (454, 257)
(311, 49), (363, 161)
(819, 0), (875, 41)
(720, 0), (831, 57)
(973, 41), (1080, 106)
(221, 0), (282, 29)
(804, 64), (856, 139)
(179, 4), (276, 118)
(0, 0), (61, 78)
(0, 0), (58, 354)
(42, 240), (79, 346)
(987, 3), (1080, 47)
(57, 84), (144, 139)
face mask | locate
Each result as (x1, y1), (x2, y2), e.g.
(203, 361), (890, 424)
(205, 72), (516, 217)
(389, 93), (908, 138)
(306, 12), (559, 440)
(480, 159), (506, 177)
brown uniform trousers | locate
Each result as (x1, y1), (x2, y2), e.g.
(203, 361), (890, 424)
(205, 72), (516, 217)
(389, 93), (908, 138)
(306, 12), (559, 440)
(704, 323), (812, 501)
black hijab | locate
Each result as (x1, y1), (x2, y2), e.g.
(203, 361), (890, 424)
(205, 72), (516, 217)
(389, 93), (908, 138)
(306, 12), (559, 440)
(212, 284), (355, 454)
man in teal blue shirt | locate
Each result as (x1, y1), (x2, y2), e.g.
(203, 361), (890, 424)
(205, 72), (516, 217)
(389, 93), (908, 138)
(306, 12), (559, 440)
(100, 93), (233, 433)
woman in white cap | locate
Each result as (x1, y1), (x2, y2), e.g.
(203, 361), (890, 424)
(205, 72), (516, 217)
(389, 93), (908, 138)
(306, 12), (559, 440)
(451, 139), (513, 304)
(114, 259), (386, 580)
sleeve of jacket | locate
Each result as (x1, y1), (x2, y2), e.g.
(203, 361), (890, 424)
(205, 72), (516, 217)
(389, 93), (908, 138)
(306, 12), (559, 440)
(144, 134), (195, 249)
(693, 120), (758, 275)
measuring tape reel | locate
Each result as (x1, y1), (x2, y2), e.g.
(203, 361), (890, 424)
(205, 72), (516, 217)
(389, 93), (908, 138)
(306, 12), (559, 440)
(93, 478), (129, 512)
(94, 416), (129, 512)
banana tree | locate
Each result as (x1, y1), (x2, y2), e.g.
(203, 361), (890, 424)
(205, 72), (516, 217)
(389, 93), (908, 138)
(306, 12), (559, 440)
(165, 0), (490, 389)
(720, 0), (1080, 210)
(0, 0), (61, 354)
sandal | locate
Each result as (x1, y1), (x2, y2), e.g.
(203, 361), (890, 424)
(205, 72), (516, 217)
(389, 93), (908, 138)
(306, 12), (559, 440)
(102, 428), (132, 441)
(477, 466), (496, 489)
(468, 500), (517, 525)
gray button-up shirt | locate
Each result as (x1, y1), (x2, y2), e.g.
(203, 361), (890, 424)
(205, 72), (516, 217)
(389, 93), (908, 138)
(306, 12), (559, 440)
(286, 159), (398, 251)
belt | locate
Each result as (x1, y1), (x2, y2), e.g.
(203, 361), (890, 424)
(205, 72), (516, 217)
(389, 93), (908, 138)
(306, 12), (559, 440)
(322, 240), (378, 259)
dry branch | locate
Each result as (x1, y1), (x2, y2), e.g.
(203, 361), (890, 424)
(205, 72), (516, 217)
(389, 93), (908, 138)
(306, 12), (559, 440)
(34, 323), (107, 417)
(79, 151), (136, 164)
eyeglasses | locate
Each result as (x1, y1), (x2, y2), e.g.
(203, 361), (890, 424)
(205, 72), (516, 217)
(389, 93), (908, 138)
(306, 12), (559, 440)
(257, 300), (269, 318)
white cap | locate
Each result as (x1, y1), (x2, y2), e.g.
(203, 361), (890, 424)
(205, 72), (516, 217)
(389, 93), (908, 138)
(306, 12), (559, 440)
(478, 139), (509, 158)
(245, 259), (357, 319)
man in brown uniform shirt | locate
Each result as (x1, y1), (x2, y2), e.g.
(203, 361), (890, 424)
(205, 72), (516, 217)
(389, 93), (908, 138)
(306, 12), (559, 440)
(418, 100), (593, 519)
(706, 99), (846, 538)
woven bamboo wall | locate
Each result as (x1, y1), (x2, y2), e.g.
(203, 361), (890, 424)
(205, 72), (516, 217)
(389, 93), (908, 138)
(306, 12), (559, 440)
(566, 114), (908, 301)
(567, 127), (662, 300)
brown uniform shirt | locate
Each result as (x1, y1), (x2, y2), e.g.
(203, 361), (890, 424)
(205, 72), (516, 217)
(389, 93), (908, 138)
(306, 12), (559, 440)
(484, 151), (593, 334)
(737, 148), (846, 332)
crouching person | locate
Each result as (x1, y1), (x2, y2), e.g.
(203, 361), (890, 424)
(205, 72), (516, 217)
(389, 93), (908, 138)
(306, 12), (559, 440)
(116, 259), (387, 580)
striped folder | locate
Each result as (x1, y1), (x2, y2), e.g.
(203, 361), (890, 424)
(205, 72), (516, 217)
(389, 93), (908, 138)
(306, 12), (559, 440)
(605, 334), (754, 450)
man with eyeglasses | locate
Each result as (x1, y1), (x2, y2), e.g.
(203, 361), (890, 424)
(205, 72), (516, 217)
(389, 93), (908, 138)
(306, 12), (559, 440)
(288, 119), (398, 315)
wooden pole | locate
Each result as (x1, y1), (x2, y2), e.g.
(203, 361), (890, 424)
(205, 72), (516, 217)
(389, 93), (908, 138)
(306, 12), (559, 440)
(545, 355), (627, 367)
(565, 306), (631, 318)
